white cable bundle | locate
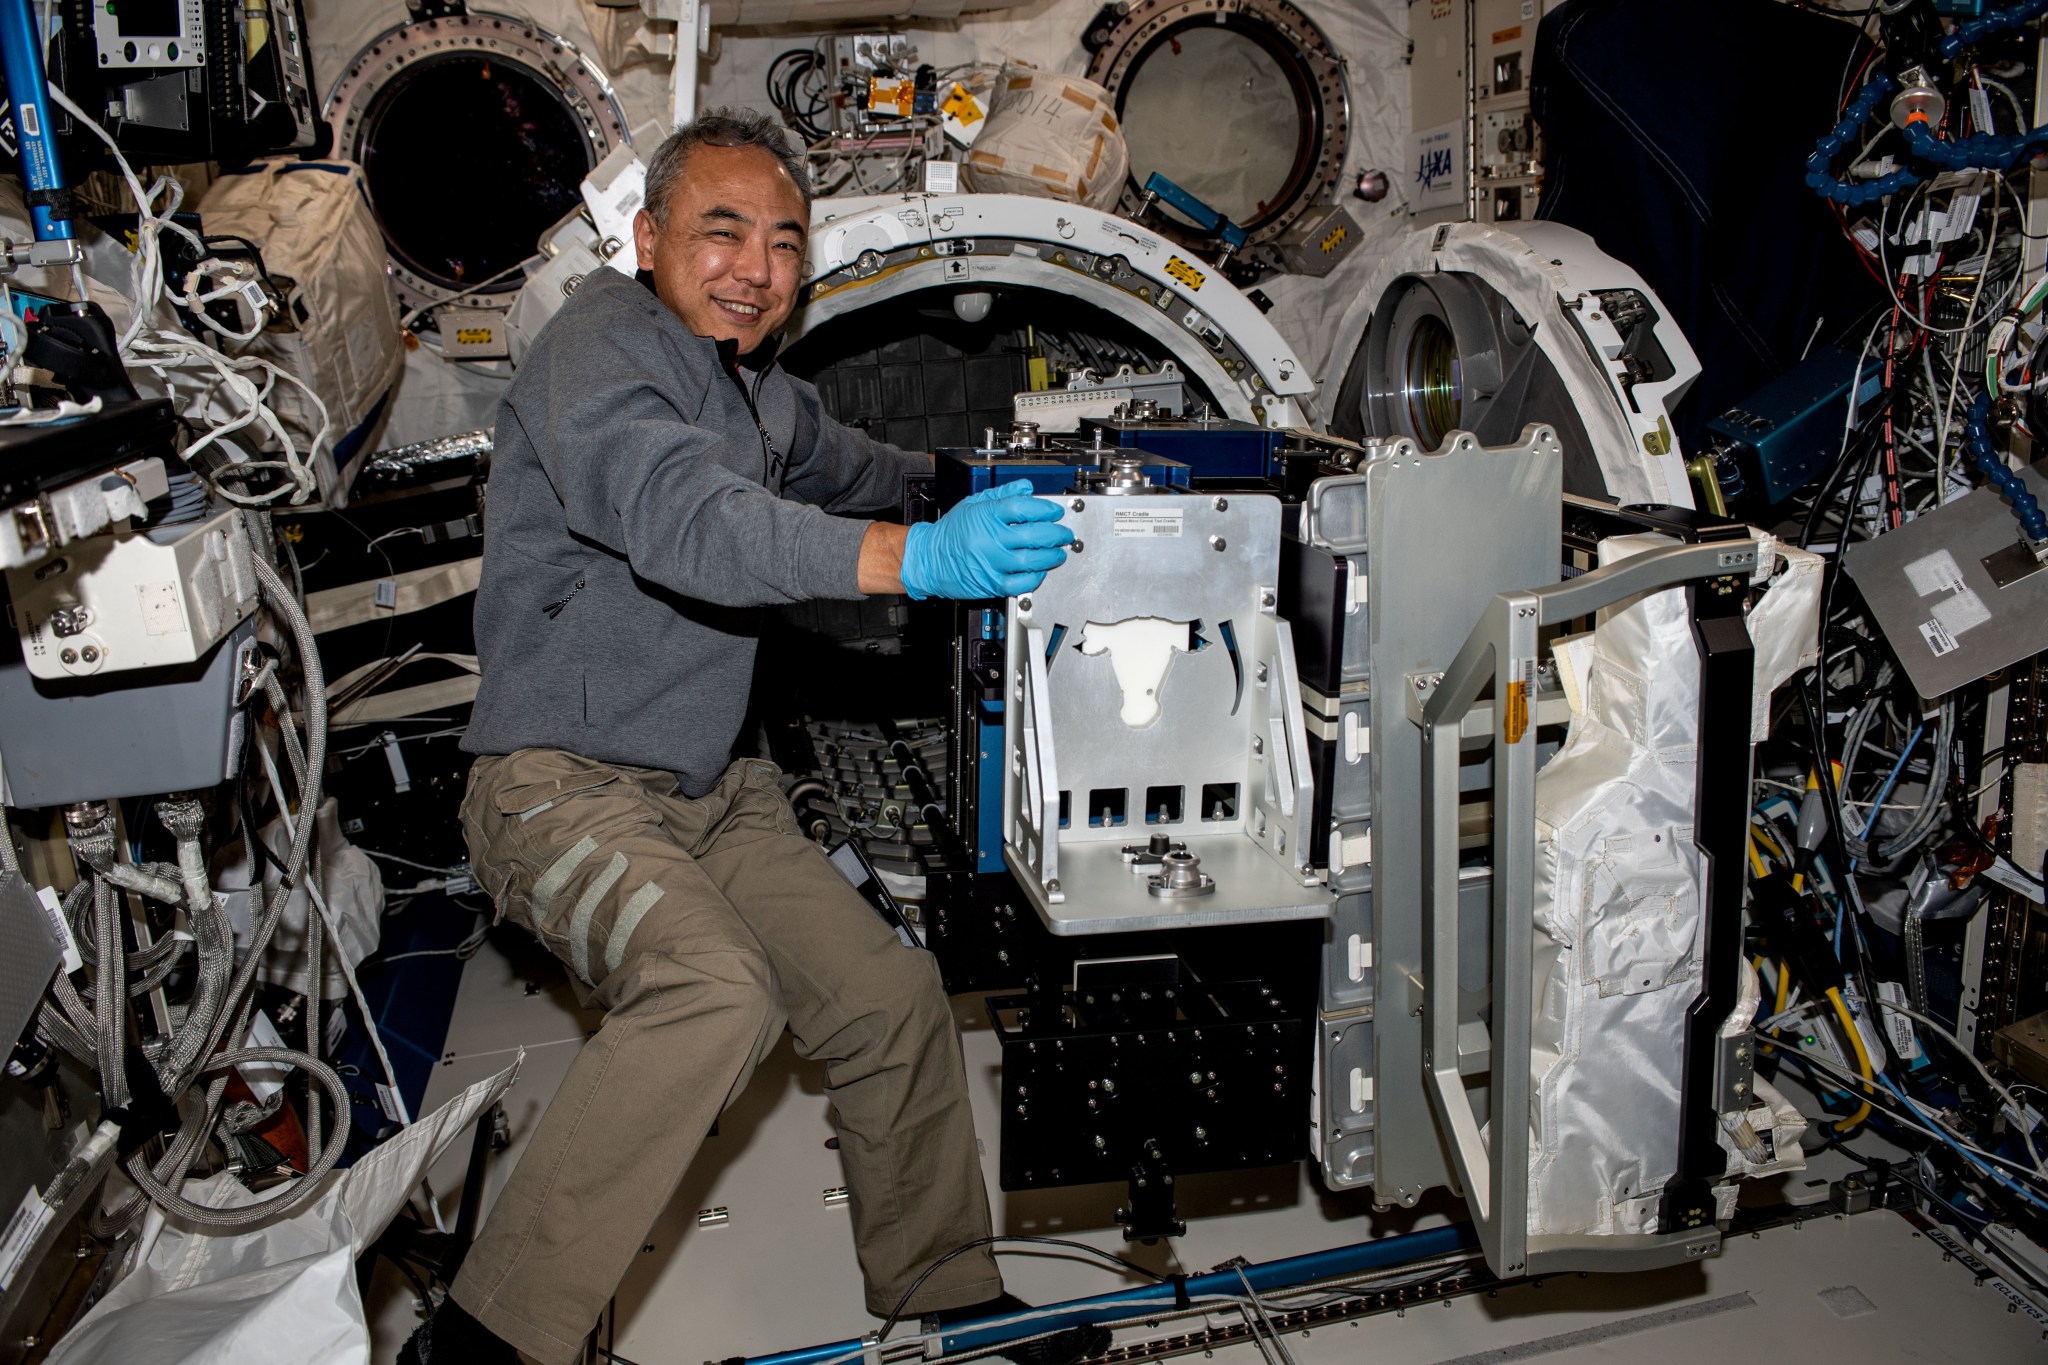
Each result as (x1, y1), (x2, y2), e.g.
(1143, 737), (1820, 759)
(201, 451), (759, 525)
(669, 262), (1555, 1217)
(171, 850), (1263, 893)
(45, 84), (329, 506)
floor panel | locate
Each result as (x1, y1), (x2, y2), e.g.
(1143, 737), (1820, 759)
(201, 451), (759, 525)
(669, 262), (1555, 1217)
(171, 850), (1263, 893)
(364, 941), (2048, 1364)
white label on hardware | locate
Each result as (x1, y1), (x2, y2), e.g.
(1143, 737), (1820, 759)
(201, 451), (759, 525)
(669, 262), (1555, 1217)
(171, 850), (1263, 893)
(375, 1083), (406, 1123)
(1919, 617), (1960, 657)
(1932, 588), (1991, 637)
(374, 580), (398, 610)
(1982, 858), (2046, 904)
(1946, 190), (1982, 243)
(923, 160), (959, 194)
(137, 580), (183, 635)
(1521, 0), (1535, 16)
(1840, 987), (1887, 1066)
(1970, 86), (1996, 136)
(241, 1012), (290, 1102)
(1875, 981), (1923, 1061)
(1905, 548), (1966, 597)
(34, 886), (82, 974)
(382, 732), (411, 794)
(0, 1185), (54, 1293)
(1112, 507), (1184, 538)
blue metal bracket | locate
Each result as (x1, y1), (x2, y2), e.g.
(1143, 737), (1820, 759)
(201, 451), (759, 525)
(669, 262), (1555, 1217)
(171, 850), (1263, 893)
(1140, 171), (1248, 252)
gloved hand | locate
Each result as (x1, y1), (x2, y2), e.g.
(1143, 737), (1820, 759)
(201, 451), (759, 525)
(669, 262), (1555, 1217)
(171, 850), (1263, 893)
(900, 480), (1074, 601)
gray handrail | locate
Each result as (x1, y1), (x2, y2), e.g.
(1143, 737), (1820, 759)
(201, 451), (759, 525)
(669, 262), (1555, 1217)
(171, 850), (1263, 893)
(1414, 537), (1756, 1276)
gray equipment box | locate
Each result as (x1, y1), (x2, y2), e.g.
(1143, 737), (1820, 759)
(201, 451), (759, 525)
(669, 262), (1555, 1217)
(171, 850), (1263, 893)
(0, 622), (254, 808)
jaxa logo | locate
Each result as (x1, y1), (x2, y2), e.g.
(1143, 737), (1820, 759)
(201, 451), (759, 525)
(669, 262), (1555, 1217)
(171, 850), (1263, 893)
(1417, 144), (1456, 191)
(1163, 255), (1206, 291)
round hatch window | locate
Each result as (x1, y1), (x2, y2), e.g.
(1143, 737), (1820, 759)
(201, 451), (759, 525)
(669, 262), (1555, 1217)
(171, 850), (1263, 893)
(326, 13), (627, 314)
(1118, 25), (1306, 230)
(359, 55), (590, 294)
(1088, 0), (1347, 249)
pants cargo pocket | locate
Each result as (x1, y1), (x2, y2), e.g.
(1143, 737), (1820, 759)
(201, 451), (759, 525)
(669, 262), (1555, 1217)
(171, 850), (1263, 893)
(464, 749), (631, 929)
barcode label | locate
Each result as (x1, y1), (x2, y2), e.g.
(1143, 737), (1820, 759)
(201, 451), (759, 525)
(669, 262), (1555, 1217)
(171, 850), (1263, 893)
(35, 887), (81, 974)
(1919, 618), (1960, 657)
(1112, 507), (1184, 538)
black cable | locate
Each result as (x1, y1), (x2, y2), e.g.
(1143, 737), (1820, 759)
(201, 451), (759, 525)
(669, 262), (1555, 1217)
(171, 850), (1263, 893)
(1794, 674), (1906, 1080)
(379, 1247), (435, 1314)
(236, 700), (293, 887)
(767, 48), (831, 142)
(876, 1235), (1171, 1341)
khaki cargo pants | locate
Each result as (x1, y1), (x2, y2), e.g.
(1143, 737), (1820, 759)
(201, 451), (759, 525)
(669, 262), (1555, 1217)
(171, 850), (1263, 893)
(451, 748), (1001, 1363)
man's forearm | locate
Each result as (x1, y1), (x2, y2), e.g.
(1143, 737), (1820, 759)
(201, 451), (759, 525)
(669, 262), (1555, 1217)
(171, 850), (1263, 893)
(858, 521), (910, 595)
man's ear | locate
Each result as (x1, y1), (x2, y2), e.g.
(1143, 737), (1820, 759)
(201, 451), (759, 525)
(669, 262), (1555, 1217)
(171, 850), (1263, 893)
(632, 207), (659, 273)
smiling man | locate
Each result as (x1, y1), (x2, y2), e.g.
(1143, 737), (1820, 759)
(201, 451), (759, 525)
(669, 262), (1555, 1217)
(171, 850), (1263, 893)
(408, 110), (1087, 1365)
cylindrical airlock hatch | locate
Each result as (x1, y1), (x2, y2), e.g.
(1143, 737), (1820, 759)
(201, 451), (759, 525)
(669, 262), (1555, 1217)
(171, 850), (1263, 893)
(324, 13), (628, 316)
(1326, 222), (1702, 508)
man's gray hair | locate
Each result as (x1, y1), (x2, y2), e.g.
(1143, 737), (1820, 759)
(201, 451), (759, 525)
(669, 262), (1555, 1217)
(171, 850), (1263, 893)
(643, 108), (812, 227)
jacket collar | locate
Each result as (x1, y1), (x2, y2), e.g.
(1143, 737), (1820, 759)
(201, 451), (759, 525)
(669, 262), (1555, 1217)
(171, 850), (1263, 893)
(635, 269), (783, 371)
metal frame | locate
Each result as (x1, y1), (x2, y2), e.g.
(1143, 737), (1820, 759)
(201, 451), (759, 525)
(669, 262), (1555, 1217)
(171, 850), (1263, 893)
(323, 11), (628, 315)
(799, 194), (1317, 429)
(1411, 535), (1758, 1277)
(1000, 491), (1329, 935)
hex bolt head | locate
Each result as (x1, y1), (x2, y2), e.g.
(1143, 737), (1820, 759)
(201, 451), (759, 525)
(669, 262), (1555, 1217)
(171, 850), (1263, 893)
(1213, 496), (1229, 510)
(59, 648), (76, 665)
(1209, 535), (1227, 551)
(1070, 499), (1085, 513)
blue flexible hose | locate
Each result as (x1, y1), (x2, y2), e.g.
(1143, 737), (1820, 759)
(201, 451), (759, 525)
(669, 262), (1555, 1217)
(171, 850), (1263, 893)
(1806, 0), (2048, 205)
(741, 1223), (1481, 1365)
(1966, 393), (2048, 544)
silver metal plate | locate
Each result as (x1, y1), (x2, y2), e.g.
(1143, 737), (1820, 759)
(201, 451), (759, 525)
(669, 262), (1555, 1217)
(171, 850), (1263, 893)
(1006, 835), (1332, 935)
(1003, 491), (1331, 934)
(1844, 468), (2048, 700)
(1362, 427), (1561, 1206)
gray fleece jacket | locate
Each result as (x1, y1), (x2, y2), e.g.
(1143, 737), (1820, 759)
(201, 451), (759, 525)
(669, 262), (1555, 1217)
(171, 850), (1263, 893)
(462, 267), (924, 794)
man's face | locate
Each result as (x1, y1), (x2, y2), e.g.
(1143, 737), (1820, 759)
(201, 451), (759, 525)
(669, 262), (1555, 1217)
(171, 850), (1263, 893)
(633, 143), (808, 353)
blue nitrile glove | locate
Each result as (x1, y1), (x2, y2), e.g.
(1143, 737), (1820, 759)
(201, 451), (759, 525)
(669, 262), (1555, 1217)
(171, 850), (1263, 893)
(900, 480), (1074, 600)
